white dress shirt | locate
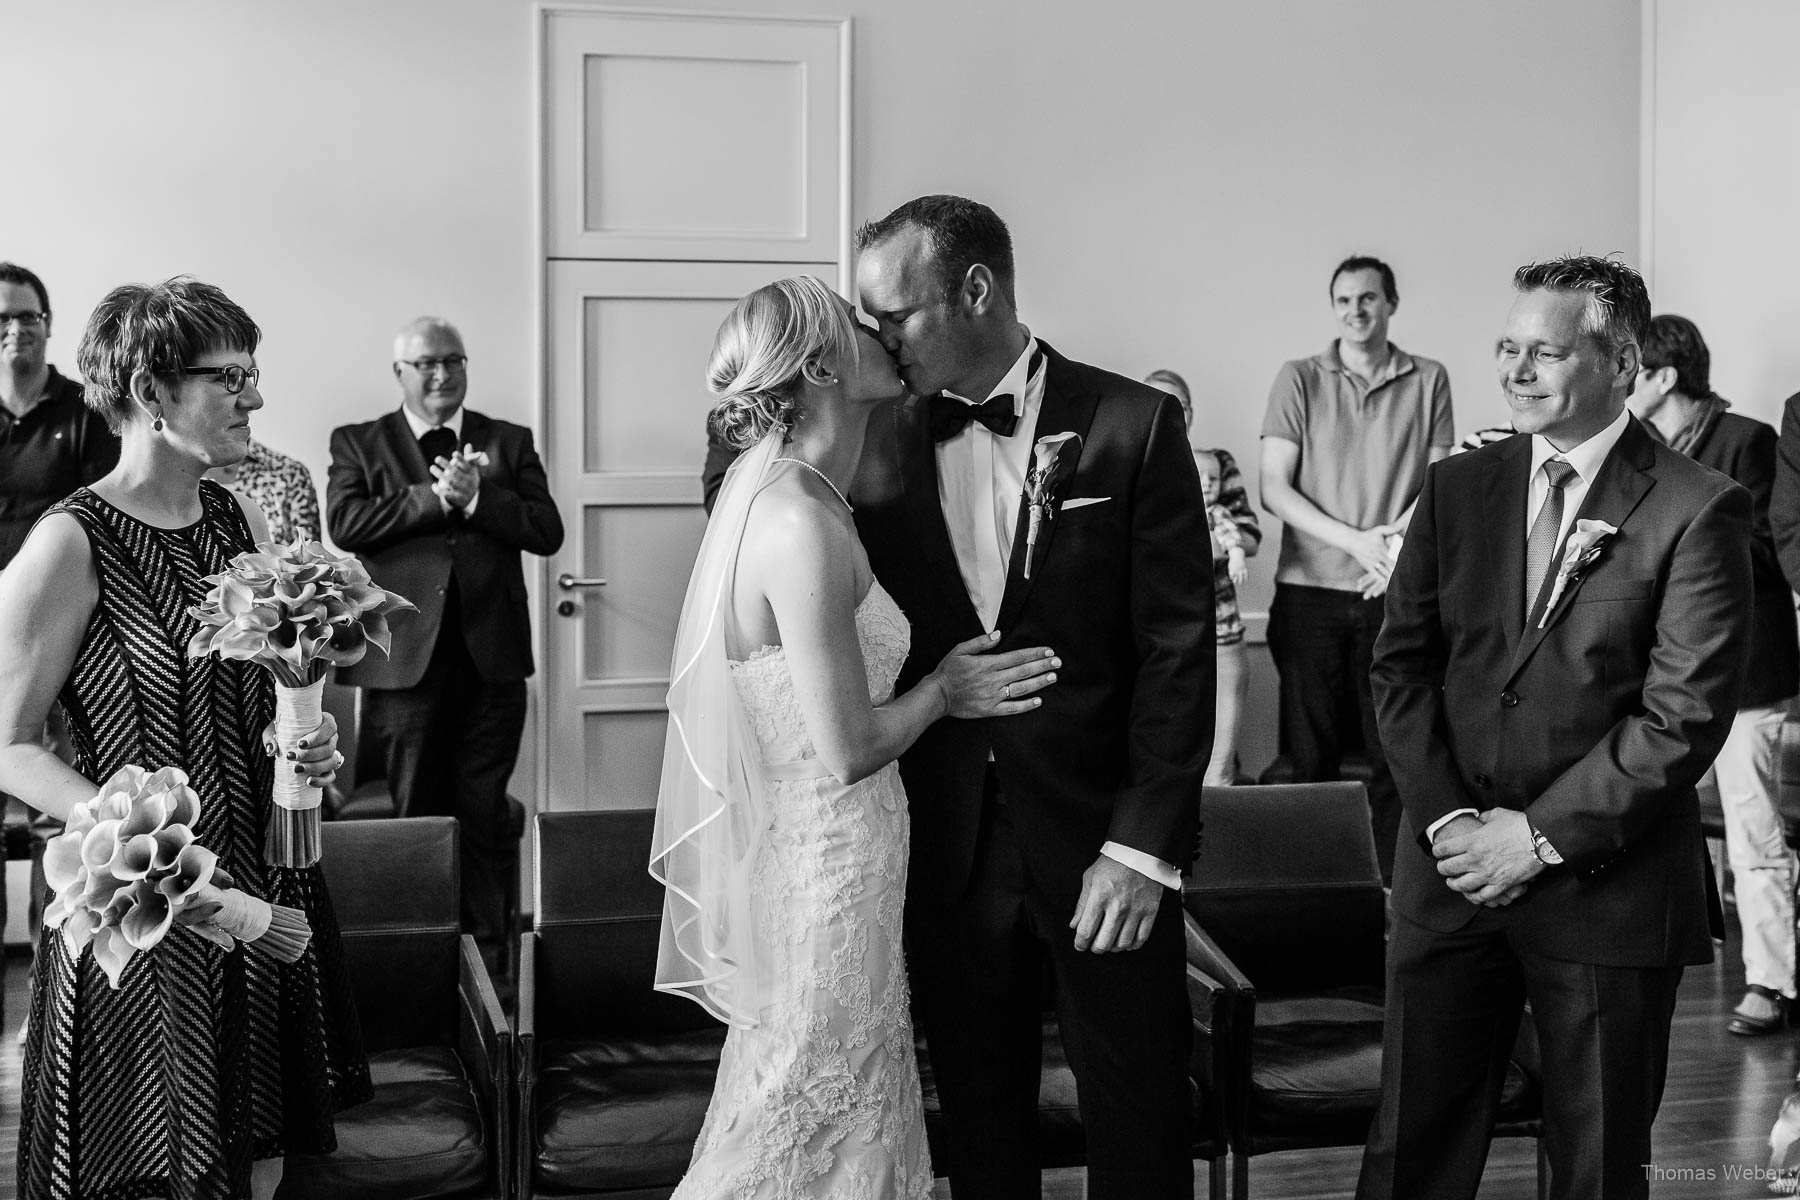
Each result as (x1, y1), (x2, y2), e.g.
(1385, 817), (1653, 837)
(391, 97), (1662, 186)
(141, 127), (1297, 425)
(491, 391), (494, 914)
(401, 404), (479, 516)
(935, 335), (1181, 890)
(1426, 406), (1632, 846)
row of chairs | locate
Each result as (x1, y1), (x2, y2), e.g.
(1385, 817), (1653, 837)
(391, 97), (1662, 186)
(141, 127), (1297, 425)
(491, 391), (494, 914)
(278, 784), (1548, 1200)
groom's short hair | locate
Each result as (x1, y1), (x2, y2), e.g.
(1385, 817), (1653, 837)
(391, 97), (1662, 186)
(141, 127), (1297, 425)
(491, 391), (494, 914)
(856, 195), (1017, 310)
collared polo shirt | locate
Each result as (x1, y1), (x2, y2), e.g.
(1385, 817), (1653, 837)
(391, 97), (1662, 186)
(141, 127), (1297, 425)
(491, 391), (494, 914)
(0, 367), (120, 567)
(1261, 340), (1454, 590)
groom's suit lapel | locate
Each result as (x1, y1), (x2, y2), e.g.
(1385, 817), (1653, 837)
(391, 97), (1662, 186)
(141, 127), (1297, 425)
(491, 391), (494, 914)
(996, 344), (1098, 631)
(896, 395), (985, 633)
(1504, 416), (1656, 684)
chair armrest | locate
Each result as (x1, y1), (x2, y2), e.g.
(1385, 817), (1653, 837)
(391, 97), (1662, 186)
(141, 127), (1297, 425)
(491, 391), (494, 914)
(1182, 911), (1254, 1157)
(459, 934), (512, 1200)
(516, 932), (537, 1200)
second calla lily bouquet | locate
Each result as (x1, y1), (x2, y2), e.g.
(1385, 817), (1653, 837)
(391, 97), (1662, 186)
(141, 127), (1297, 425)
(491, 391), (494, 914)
(43, 765), (310, 989)
(188, 538), (414, 866)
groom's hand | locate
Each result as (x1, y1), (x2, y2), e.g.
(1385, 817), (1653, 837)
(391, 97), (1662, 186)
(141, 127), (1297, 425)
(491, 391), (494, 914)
(1070, 855), (1162, 953)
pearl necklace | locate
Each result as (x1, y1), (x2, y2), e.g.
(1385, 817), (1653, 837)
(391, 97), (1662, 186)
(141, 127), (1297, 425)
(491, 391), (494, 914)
(772, 457), (853, 512)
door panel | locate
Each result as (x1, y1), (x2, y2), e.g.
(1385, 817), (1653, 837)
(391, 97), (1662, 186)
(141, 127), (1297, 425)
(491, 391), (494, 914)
(544, 8), (848, 262)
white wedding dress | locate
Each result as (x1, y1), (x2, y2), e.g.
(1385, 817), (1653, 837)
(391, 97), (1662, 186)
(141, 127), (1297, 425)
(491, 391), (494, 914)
(671, 579), (934, 1200)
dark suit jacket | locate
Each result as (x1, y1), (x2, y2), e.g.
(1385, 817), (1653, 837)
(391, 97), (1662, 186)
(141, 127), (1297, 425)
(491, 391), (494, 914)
(1374, 415), (1750, 968)
(326, 408), (564, 689)
(1685, 410), (1798, 707)
(1766, 389), (1800, 599)
(853, 342), (1214, 911)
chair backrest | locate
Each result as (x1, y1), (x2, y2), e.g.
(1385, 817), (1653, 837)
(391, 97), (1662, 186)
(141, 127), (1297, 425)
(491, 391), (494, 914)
(533, 809), (721, 1038)
(1183, 783), (1385, 994)
(320, 816), (461, 1050)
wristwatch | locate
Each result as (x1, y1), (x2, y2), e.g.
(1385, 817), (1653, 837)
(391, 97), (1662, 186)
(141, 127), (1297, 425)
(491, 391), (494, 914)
(1528, 820), (1563, 866)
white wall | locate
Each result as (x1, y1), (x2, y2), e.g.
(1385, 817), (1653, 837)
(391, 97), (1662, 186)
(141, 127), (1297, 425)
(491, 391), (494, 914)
(1644, 0), (1800, 428)
(6, 0), (1643, 790)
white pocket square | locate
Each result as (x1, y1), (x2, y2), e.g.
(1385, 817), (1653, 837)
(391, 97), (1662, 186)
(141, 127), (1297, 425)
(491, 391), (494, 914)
(1061, 496), (1110, 511)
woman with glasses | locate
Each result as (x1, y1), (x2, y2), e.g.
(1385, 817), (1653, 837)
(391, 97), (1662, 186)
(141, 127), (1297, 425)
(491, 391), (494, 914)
(0, 277), (371, 1200)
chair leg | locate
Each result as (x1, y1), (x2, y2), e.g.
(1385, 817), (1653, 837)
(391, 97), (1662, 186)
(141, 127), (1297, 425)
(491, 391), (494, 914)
(1537, 1137), (1548, 1200)
(1233, 1152), (1248, 1200)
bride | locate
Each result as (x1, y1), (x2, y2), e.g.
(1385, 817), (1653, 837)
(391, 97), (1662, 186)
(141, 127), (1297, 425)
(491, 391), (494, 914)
(652, 276), (1059, 1198)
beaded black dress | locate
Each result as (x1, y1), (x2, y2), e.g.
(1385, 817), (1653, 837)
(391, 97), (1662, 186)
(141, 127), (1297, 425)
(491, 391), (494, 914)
(18, 482), (371, 1200)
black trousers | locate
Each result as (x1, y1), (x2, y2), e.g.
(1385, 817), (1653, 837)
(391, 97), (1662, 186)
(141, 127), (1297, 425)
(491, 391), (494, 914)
(362, 604), (526, 971)
(1267, 581), (1400, 881)
(1357, 907), (1683, 1200)
(909, 774), (1194, 1200)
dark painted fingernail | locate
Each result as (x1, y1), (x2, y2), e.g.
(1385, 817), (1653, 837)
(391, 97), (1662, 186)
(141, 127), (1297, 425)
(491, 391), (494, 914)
(285, 752), (297, 760)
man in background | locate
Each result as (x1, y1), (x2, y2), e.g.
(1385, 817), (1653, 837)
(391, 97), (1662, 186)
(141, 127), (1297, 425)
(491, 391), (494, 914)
(327, 318), (563, 978)
(1630, 313), (1795, 1037)
(0, 262), (118, 1022)
(1259, 255), (1454, 881)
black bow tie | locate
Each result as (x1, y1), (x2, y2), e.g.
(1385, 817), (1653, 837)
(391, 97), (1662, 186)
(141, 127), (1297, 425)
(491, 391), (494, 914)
(930, 393), (1018, 441)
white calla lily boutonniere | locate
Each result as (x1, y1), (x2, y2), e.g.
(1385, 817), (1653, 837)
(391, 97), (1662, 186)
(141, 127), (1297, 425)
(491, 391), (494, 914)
(1023, 431), (1082, 579)
(1538, 519), (1618, 628)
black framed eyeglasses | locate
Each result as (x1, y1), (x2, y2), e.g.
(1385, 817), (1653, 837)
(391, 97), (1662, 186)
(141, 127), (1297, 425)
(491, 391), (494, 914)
(400, 355), (469, 376)
(182, 364), (260, 395)
(0, 312), (46, 329)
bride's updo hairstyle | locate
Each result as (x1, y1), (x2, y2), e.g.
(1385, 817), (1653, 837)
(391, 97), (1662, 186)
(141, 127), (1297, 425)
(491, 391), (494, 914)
(707, 275), (858, 451)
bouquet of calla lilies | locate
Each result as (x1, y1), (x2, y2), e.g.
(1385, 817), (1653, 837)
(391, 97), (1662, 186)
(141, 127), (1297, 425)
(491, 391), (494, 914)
(188, 538), (414, 867)
(43, 766), (310, 989)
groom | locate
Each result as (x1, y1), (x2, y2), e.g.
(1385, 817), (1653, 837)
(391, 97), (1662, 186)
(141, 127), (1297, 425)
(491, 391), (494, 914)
(852, 195), (1214, 1199)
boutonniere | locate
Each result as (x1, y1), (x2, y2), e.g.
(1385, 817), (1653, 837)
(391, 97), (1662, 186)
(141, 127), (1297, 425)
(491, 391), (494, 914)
(1538, 519), (1618, 628)
(1023, 432), (1082, 579)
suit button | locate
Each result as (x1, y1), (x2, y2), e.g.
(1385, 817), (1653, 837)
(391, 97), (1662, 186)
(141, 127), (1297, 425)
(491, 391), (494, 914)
(1473, 774), (1492, 788)
(1500, 690), (1519, 707)
(436, 586), (447, 595)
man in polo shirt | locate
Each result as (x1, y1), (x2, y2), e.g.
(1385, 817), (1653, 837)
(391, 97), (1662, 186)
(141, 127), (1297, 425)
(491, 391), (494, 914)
(1259, 255), (1454, 882)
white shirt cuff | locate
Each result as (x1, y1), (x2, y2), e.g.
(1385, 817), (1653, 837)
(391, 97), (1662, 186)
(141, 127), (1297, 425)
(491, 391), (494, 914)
(1101, 841), (1181, 890)
(1426, 808), (1479, 843)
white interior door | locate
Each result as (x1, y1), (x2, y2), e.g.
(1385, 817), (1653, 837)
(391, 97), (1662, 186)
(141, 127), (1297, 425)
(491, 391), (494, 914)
(541, 260), (838, 811)
(538, 8), (849, 813)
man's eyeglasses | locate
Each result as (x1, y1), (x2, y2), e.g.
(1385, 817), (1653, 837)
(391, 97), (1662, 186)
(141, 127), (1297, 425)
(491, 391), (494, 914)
(0, 312), (46, 329)
(400, 355), (469, 376)
(182, 364), (260, 395)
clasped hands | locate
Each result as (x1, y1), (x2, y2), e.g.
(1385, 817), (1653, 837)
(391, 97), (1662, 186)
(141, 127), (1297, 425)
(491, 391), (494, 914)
(1431, 809), (1546, 907)
(430, 446), (487, 511)
(1347, 522), (1403, 600)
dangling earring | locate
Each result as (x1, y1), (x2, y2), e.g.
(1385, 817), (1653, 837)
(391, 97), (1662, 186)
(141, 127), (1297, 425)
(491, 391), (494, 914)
(152, 414), (164, 433)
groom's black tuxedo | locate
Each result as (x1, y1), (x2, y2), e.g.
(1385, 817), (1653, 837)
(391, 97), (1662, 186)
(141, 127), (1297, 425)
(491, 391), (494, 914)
(853, 341), (1214, 1199)
(1360, 415), (1750, 1198)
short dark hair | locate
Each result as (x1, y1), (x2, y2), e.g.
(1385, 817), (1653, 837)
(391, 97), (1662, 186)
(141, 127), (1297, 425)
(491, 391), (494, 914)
(855, 194), (1016, 308)
(1511, 255), (1650, 359)
(1329, 255), (1398, 305)
(0, 263), (51, 317)
(1640, 313), (1713, 400)
(76, 277), (261, 432)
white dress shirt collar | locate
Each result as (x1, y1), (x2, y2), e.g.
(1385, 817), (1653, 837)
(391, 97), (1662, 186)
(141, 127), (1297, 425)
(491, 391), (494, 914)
(1528, 405), (1630, 487)
(401, 403), (463, 442)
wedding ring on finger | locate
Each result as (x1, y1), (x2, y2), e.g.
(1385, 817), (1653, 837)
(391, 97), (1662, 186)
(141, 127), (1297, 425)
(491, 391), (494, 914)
(1001, 682), (1012, 700)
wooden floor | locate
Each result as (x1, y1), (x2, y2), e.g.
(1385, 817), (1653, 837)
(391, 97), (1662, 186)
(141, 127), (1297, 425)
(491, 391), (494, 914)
(0, 935), (1791, 1199)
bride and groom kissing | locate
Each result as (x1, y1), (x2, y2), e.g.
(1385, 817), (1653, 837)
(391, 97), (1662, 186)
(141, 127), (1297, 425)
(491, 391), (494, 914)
(655, 194), (1215, 1199)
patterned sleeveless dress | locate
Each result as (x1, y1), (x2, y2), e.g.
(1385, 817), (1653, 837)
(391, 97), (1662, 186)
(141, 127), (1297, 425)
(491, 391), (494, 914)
(671, 579), (933, 1200)
(18, 482), (371, 1200)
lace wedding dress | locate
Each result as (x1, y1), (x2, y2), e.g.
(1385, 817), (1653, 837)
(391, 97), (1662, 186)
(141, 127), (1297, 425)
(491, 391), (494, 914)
(671, 580), (933, 1200)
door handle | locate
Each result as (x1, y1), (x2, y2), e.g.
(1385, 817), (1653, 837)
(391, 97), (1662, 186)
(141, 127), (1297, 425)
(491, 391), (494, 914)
(557, 573), (609, 590)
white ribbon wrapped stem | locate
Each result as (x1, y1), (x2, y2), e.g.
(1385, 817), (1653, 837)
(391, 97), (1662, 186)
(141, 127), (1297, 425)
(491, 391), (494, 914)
(271, 678), (325, 813)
